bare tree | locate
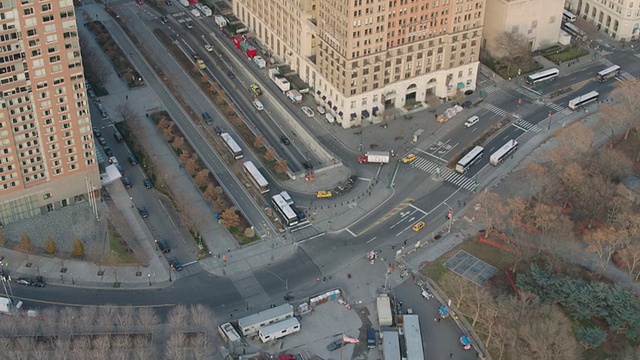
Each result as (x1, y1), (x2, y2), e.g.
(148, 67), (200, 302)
(92, 335), (111, 360)
(554, 161), (586, 209)
(253, 134), (265, 149)
(220, 208), (240, 229)
(194, 169), (210, 188)
(191, 332), (214, 360)
(172, 136), (185, 151)
(185, 156), (199, 175)
(116, 102), (139, 124)
(465, 284), (493, 327)
(610, 78), (640, 144)
(616, 241), (640, 281)
(40, 307), (59, 336)
(115, 306), (135, 335)
(586, 227), (622, 272)
(164, 332), (187, 360)
(518, 303), (582, 360)
(589, 147), (633, 183)
(59, 306), (78, 336)
(167, 304), (189, 333)
(203, 183), (217, 203)
(275, 159), (289, 174)
(189, 304), (214, 330)
(265, 146), (277, 161)
(52, 338), (71, 360)
(30, 342), (50, 360)
(474, 191), (509, 236)
(596, 103), (629, 145)
(97, 304), (118, 332)
(440, 271), (473, 309)
(133, 334), (155, 360)
(79, 306), (98, 334)
(493, 31), (531, 74)
(136, 307), (159, 333)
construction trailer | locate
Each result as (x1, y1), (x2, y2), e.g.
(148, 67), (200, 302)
(237, 303), (294, 335)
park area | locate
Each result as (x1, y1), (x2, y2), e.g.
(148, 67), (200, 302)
(422, 80), (640, 360)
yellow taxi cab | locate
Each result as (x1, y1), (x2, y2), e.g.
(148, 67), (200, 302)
(402, 154), (417, 163)
(412, 220), (426, 232)
(250, 84), (262, 96)
(316, 190), (332, 198)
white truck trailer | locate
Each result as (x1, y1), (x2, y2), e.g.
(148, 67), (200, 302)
(359, 151), (390, 164)
(377, 294), (393, 327)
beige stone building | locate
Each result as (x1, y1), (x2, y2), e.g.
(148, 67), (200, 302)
(482, 0), (564, 56)
(233, 0), (484, 128)
(0, 0), (100, 225)
(566, 0), (640, 41)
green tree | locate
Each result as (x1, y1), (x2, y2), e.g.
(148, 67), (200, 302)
(71, 237), (84, 257)
(44, 236), (56, 255)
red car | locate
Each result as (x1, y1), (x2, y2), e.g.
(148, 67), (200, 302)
(136, 0), (143, 4)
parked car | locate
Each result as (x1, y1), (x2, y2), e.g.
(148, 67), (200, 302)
(327, 340), (345, 351)
(92, 127), (102, 137)
(97, 136), (107, 146)
(121, 177), (132, 188)
(128, 155), (138, 165)
(281, 135), (291, 145)
(168, 257), (183, 271)
(109, 156), (118, 165)
(137, 206), (149, 218)
(461, 100), (473, 108)
(116, 164), (125, 175)
(104, 146), (113, 156)
(143, 179), (154, 189)
(202, 112), (213, 124)
(155, 239), (171, 253)
(316, 106), (326, 115)
(316, 190), (332, 198)
(205, 44), (213, 52)
(160, 16), (169, 24)
(227, 71), (235, 79)
(165, 0), (172, 5)
(32, 276), (46, 287)
(185, 22), (193, 29)
(301, 106), (314, 118)
(16, 278), (32, 286)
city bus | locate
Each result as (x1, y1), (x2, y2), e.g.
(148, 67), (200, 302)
(271, 194), (299, 226)
(562, 9), (577, 22)
(455, 146), (484, 174)
(595, 65), (620, 82)
(568, 91), (599, 110)
(243, 161), (269, 194)
(490, 140), (518, 166)
(220, 132), (243, 159)
(562, 22), (587, 41)
(525, 68), (560, 85)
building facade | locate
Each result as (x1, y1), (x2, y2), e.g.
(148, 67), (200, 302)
(566, 0), (640, 41)
(234, 0), (484, 128)
(482, 0), (564, 56)
(0, 0), (99, 225)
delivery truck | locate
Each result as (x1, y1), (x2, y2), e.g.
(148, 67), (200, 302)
(358, 151), (390, 164)
(215, 15), (227, 28)
(286, 90), (303, 104)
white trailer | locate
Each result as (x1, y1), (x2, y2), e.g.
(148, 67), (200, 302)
(273, 76), (290, 92)
(178, 0), (189, 6)
(258, 317), (301, 342)
(377, 294), (393, 326)
(286, 90), (303, 104)
(201, 5), (212, 16)
(238, 304), (294, 335)
(359, 151), (390, 164)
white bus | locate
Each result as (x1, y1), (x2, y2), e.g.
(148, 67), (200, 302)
(595, 65), (620, 82)
(563, 9), (577, 22)
(271, 194), (299, 226)
(455, 146), (484, 174)
(562, 22), (587, 41)
(568, 91), (599, 110)
(243, 161), (269, 194)
(220, 132), (243, 159)
(490, 140), (518, 166)
(525, 68), (560, 85)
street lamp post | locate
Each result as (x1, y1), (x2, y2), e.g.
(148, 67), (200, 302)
(148, 273), (151, 286)
(71, 273), (75, 285)
(547, 111), (553, 130)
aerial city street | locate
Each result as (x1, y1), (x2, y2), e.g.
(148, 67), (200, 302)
(1, 0), (640, 358)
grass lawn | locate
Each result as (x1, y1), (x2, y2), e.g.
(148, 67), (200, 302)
(421, 237), (516, 284)
(545, 46), (589, 63)
(108, 230), (138, 264)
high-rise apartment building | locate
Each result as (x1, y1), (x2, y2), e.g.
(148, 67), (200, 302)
(0, 0), (99, 225)
(234, 0), (484, 129)
(565, 0), (640, 42)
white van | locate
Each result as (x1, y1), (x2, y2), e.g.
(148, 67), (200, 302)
(325, 113), (335, 124)
(252, 99), (264, 111)
(464, 115), (479, 128)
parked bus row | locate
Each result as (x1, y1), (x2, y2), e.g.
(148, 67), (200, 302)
(455, 140), (518, 174)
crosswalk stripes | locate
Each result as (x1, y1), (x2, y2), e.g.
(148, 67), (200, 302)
(546, 102), (572, 115)
(513, 119), (542, 133)
(514, 87), (538, 100)
(482, 103), (509, 117)
(412, 157), (478, 191)
(481, 84), (501, 94)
